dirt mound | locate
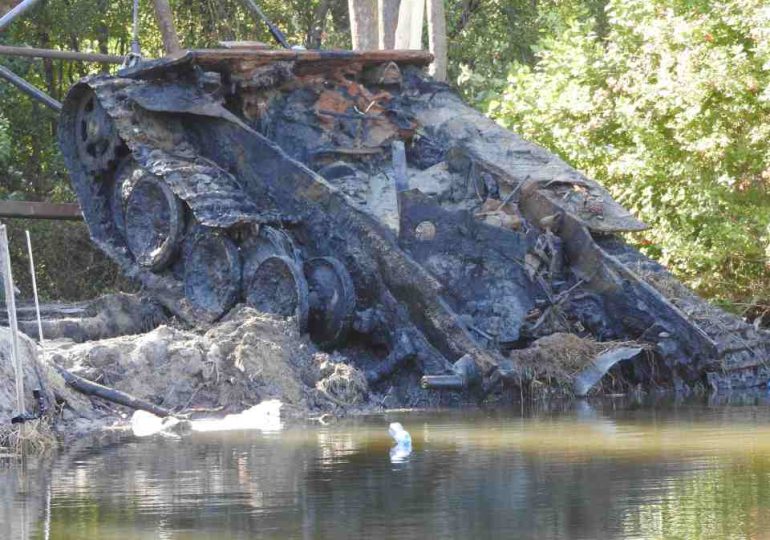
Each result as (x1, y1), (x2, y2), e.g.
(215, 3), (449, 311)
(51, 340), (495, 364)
(0, 327), (96, 449)
(49, 306), (370, 416)
(0, 303), (471, 450)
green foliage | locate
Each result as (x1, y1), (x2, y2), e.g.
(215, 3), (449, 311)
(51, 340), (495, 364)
(450, 0), (609, 100)
(483, 0), (770, 305)
(0, 113), (10, 187)
(4, 220), (137, 301)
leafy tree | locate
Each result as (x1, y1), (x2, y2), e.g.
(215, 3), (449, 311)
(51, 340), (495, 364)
(484, 0), (770, 306)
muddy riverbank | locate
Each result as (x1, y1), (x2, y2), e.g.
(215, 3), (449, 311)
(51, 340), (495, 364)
(1, 297), (480, 448)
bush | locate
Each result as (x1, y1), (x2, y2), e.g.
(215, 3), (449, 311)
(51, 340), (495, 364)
(3, 220), (135, 302)
(483, 0), (770, 306)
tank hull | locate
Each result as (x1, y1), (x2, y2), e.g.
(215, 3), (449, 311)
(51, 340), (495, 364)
(57, 49), (770, 394)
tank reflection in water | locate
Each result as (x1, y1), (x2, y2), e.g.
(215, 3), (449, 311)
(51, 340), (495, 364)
(4, 397), (770, 539)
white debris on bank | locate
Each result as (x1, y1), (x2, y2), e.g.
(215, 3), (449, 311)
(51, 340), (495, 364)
(192, 400), (283, 433)
(130, 410), (181, 438)
(130, 400), (284, 438)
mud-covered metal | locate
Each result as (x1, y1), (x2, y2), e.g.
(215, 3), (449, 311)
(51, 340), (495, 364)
(57, 48), (770, 395)
(124, 173), (184, 270)
(246, 254), (309, 333)
(304, 256), (356, 347)
(183, 229), (242, 320)
(73, 89), (119, 173)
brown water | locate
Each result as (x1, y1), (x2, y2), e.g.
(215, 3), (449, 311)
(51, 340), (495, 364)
(4, 397), (770, 539)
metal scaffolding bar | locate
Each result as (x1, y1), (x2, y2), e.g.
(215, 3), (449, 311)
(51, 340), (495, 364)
(0, 0), (44, 32)
(25, 230), (44, 344)
(0, 64), (61, 111)
(0, 223), (26, 417)
(0, 201), (81, 220)
(0, 44), (124, 64)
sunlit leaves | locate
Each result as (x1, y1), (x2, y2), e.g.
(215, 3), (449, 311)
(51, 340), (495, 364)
(483, 0), (770, 304)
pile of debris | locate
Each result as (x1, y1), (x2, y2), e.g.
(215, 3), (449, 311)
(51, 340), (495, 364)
(54, 48), (770, 405)
(1, 298), (469, 444)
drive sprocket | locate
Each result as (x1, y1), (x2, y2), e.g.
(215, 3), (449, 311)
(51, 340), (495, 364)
(73, 87), (120, 174)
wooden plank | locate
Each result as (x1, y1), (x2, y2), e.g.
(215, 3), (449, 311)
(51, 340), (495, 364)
(218, 41), (270, 50)
(190, 48), (434, 65)
(0, 201), (82, 220)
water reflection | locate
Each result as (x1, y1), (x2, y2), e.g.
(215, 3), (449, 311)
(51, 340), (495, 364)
(3, 397), (770, 539)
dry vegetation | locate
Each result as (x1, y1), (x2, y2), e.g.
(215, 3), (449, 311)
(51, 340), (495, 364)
(0, 419), (57, 457)
(511, 333), (640, 390)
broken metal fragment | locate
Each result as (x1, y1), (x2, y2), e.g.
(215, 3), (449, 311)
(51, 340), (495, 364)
(363, 61), (402, 86)
(304, 257), (356, 348)
(421, 354), (482, 390)
(572, 347), (644, 397)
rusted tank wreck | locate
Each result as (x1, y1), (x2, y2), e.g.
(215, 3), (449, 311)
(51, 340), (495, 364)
(57, 47), (770, 398)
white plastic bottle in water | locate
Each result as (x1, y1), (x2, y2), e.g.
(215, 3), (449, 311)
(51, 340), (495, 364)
(388, 422), (412, 462)
(389, 422), (411, 445)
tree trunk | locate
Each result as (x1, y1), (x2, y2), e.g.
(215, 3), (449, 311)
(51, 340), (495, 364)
(378, 0), (401, 49)
(426, 0), (447, 81)
(307, 0), (332, 49)
(96, 0), (110, 74)
(152, 0), (181, 55)
(348, 0), (378, 50)
(394, 0), (424, 50)
(54, 364), (173, 417)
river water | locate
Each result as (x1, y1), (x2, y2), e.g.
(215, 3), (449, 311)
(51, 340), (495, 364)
(3, 396), (770, 539)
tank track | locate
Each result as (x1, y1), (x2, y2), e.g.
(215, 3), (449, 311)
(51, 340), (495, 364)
(59, 82), (357, 348)
(56, 71), (496, 381)
(598, 236), (770, 391)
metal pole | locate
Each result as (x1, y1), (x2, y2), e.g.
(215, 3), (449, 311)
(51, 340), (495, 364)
(131, 0), (141, 55)
(0, 0), (44, 32)
(241, 0), (291, 49)
(25, 231), (43, 345)
(0, 223), (26, 417)
(0, 45), (124, 64)
(0, 200), (82, 221)
(25, 229), (49, 411)
(0, 65), (61, 112)
(151, 0), (182, 55)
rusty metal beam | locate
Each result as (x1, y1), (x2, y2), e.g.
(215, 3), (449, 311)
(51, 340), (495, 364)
(0, 45), (124, 64)
(0, 0), (44, 32)
(0, 64), (61, 111)
(0, 201), (82, 220)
